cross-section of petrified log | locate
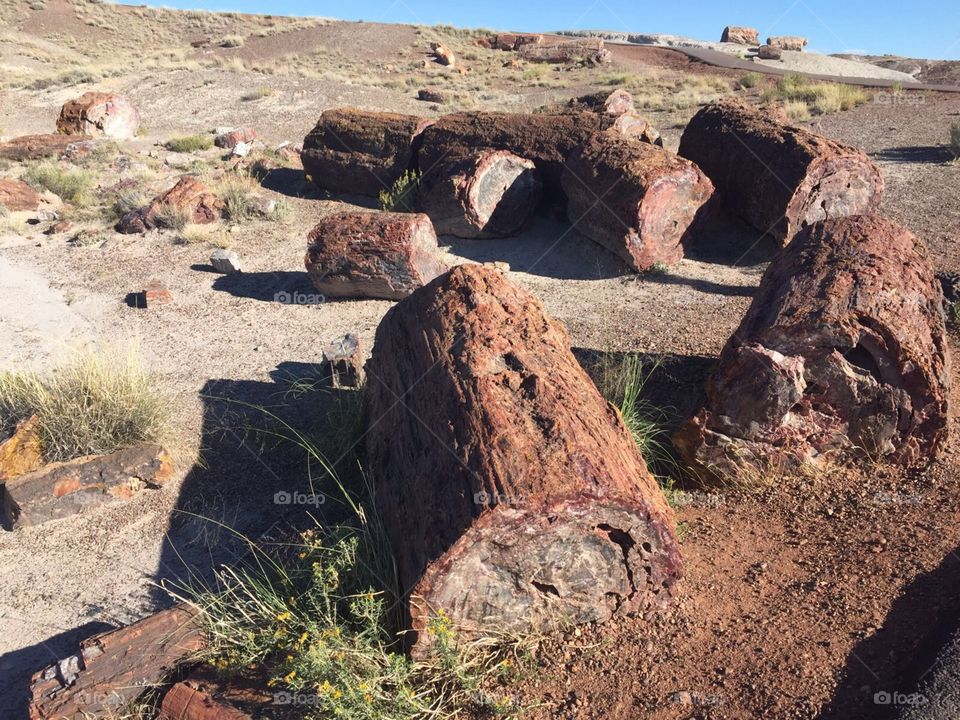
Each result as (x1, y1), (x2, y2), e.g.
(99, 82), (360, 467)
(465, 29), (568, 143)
(418, 110), (627, 199)
(365, 264), (681, 650)
(57, 92), (141, 139)
(29, 604), (204, 719)
(678, 99), (883, 244)
(674, 215), (949, 481)
(419, 149), (542, 238)
(562, 130), (714, 271)
(304, 211), (448, 300)
(4, 443), (173, 529)
(301, 108), (433, 197)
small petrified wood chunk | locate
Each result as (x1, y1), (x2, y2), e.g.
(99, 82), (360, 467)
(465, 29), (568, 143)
(675, 215), (950, 481)
(304, 211), (448, 300)
(562, 130), (714, 270)
(678, 98), (883, 244)
(366, 264), (682, 651)
(420, 149), (542, 238)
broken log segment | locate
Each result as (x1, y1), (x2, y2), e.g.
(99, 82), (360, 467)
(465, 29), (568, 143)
(562, 130), (714, 271)
(365, 264), (681, 651)
(419, 149), (542, 238)
(518, 37), (610, 64)
(301, 108), (434, 197)
(678, 98), (883, 244)
(674, 214), (950, 482)
(0, 134), (94, 162)
(304, 211), (448, 300)
(29, 604), (205, 719)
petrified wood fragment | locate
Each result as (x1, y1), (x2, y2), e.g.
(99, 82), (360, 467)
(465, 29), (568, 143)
(365, 264), (681, 650)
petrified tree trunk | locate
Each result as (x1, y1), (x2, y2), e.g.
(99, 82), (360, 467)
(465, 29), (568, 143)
(57, 92), (141, 139)
(675, 215), (950, 482)
(562, 131), (714, 271)
(767, 35), (807, 51)
(721, 26), (760, 45)
(419, 111), (629, 199)
(678, 99), (883, 244)
(304, 211), (448, 300)
(30, 604), (204, 719)
(0, 134), (93, 161)
(366, 264), (681, 651)
(518, 38), (610, 64)
(118, 177), (223, 234)
(419, 150), (542, 238)
(301, 108), (434, 197)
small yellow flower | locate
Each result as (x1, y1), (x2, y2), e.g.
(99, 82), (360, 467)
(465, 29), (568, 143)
(283, 670), (297, 683)
(276, 611), (292, 622)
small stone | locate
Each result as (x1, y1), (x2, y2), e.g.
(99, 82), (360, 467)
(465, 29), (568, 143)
(321, 334), (365, 388)
(417, 87), (446, 104)
(248, 194), (276, 217)
(231, 141), (252, 158)
(210, 249), (242, 274)
(140, 280), (172, 307)
(44, 220), (73, 236)
(214, 127), (256, 150)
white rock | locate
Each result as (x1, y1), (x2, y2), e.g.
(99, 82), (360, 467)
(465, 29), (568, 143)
(210, 249), (242, 274)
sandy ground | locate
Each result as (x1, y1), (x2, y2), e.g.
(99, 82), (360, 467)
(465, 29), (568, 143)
(2, 9), (960, 719)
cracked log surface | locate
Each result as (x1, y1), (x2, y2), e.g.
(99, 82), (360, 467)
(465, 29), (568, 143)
(304, 211), (448, 300)
(675, 215), (950, 481)
(420, 149), (542, 238)
(678, 98), (883, 244)
(365, 264), (681, 650)
(301, 108), (433, 197)
(562, 130), (714, 271)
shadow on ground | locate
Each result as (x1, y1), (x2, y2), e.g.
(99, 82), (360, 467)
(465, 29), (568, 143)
(819, 547), (960, 720)
(208, 269), (317, 302)
(871, 146), (956, 164)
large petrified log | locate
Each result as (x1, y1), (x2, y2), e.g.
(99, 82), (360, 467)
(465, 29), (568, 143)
(3, 443), (173, 529)
(563, 130), (714, 271)
(57, 92), (141, 139)
(304, 211), (448, 300)
(419, 110), (637, 199)
(419, 149), (542, 238)
(674, 215), (950, 482)
(721, 26), (760, 45)
(518, 37), (611, 64)
(767, 35), (808, 51)
(366, 264), (682, 650)
(301, 108), (433, 197)
(29, 604), (204, 719)
(678, 98), (883, 244)
(0, 134), (94, 161)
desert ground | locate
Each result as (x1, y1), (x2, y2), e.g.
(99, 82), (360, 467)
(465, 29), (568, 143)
(2, 2), (960, 718)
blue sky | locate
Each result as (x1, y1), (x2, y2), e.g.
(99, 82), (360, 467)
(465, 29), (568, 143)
(128, 1), (960, 59)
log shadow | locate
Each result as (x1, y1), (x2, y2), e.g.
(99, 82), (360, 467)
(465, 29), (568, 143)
(871, 146), (956, 164)
(254, 167), (317, 198)
(682, 202), (782, 268)
(818, 548), (960, 720)
(629, 270), (755, 298)
(0, 621), (113, 720)
(209, 270), (317, 302)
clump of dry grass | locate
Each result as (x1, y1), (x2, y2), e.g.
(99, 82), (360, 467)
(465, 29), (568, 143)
(763, 74), (869, 116)
(22, 162), (96, 206)
(240, 86), (275, 101)
(215, 175), (258, 222)
(220, 34), (244, 47)
(0, 346), (170, 461)
(165, 134), (213, 153)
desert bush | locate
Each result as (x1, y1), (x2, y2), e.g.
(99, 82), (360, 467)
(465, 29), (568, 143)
(0, 346), (170, 461)
(950, 122), (960, 159)
(379, 170), (421, 213)
(782, 99), (812, 122)
(152, 203), (191, 230)
(22, 162), (95, 205)
(110, 187), (147, 219)
(25, 68), (99, 90)
(165, 134), (213, 153)
(220, 34), (244, 47)
(738, 71), (762, 89)
(175, 223), (228, 246)
(216, 175), (257, 221)
(763, 74), (868, 115)
(240, 86), (275, 101)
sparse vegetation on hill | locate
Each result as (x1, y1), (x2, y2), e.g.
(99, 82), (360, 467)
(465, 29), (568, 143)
(763, 74), (869, 119)
(165, 134), (213, 153)
(22, 162), (95, 205)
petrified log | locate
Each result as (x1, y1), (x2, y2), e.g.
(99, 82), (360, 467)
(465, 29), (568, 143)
(320, 333), (365, 388)
(419, 110), (630, 198)
(486, 32), (543, 51)
(757, 44), (783, 60)
(118, 176), (223, 233)
(678, 98), (883, 244)
(767, 35), (808, 51)
(562, 131), (714, 271)
(519, 37), (610, 64)
(29, 604), (204, 719)
(420, 149), (542, 238)
(0, 179), (42, 212)
(565, 88), (636, 116)
(674, 215), (950, 482)
(301, 108), (433, 197)
(0, 134), (93, 161)
(57, 92), (140, 139)
(4, 443), (173, 529)
(160, 666), (271, 720)
(366, 264), (681, 650)
(431, 42), (456, 67)
(304, 211), (448, 300)
(721, 26), (760, 45)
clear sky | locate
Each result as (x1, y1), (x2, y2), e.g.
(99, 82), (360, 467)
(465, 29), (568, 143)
(124, 0), (960, 60)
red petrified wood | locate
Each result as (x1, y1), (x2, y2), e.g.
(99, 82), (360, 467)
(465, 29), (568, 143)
(678, 98), (883, 244)
(562, 130), (714, 271)
(675, 215), (950, 481)
(365, 264), (682, 651)
(305, 211), (448, 300)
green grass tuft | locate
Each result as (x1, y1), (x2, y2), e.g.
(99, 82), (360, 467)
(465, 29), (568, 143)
(22, 162), (96, 205)
(165, 134), (213, 153)
(379, 170), (421, 213)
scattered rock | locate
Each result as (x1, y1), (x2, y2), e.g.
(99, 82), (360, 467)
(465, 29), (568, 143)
(135, 280), (173, 307)
(756, 44), (783, 60)
(721, 26), (760, 45)
(0, 179), (41, 212)
(231, 141), (252, 158)
(44, 220), (73, 236)
(567, 88), (636, 116)
(417, 87), (446, 104)
(57, 92), (141, 139)
(675, 215), (949, 480)
(118, 177), (223, 234)
(431, 42), (456, 67)
(485, 32), (543, 51)
(304, 211), (448, 300)
(247, 194), (276, 217)
(365, 264), (681, 652)
(210, 248), (242, 274)
(767, 35), (808, 51)
(164, 151), (200, 169)
(214, 126), (257, 149)
(320, 333), (365, 388)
